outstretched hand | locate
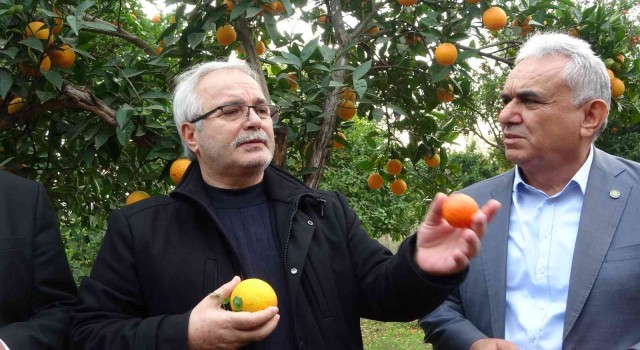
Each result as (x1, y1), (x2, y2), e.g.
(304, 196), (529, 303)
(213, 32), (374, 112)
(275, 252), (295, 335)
(415, 193), (501, 275)
(187, 276), (280, 350)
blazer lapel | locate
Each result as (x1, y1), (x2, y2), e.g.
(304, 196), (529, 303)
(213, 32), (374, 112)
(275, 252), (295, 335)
(484, 170), (515, 338)
(563, 150), (630, 339)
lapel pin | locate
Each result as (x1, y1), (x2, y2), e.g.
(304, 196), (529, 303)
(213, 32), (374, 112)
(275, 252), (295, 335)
(609, 189), (621, 199)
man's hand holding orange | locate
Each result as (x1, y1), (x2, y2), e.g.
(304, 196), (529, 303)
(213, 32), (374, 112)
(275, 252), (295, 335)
(414, 193), (501, 275)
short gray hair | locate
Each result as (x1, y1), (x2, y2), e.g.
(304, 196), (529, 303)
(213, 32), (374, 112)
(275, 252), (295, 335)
(172, 60), (259, 160)
(515, 32), (610, 138)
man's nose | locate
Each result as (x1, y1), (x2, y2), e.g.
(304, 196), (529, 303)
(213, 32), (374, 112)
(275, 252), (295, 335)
(498, 102), (521, 125)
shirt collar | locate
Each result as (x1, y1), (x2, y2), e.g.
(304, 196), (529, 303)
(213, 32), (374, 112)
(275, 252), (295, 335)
(513, 145), (594, 196)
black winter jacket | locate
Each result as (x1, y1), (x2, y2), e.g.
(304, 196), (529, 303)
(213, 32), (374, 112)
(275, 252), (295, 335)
(70, 162), (465, 349)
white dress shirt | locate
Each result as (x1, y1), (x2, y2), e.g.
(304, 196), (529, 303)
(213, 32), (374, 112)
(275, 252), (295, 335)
(505, 147), (594, 350)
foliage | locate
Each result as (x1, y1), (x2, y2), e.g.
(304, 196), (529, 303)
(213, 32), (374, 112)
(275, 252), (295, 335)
(0, 0), (638, 278)
(448, 141), (508, 189)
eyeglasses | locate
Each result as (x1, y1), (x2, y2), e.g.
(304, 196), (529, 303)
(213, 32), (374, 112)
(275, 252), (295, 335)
(190, 104), (280, 123)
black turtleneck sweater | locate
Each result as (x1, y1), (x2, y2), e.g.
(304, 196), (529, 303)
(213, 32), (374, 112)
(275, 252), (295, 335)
(206, 182), (294, 349)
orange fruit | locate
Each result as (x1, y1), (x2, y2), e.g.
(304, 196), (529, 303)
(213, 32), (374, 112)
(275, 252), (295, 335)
(365, 26), (380, 35)
(49, 44), (75, 69)
(442, 193), (479, 228)
(606, 69), (615, 80)
(222, 0), (235, 13)
(436, 84), (455, 103)
(255, 40), (266, 55)
(482, 7), (508, 31)
(616, 53), (624, 63)
(568, 27), (579, 37)
(318, 14), (328, 24)
(24, 21), (50, 40)
(390, 179), (407, 195)
(19, 56), (50, 76)
(7, 97), (26, 114)
(333, 131), (346, 149)
(337, 100), (356, 121)
(434, 43), (457, 66)
(275, 1), (285, 13)
(52, 10), (64, 35)
(611, 78), (625, 99)
(367, 173), (384, 190)
(397, 0), (417, 6)
(286, 73), (298, 90)
(216, 24), (237, 46)
(155, 46), (163, 54)
(126, 191), (150, 205)
(404, 33), (422, 45)
(424, 153), (440, 167)
(230, 278), (278, 312)
(170, 158), (191, 184)
(260, 2), (278, 15)
(386, 159), (403, 175)
(150, 14), (161, 23)
(340, 87), (357, 102)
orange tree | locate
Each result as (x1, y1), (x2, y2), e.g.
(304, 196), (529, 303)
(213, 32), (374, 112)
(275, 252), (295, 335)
(0, 0), (638, 276)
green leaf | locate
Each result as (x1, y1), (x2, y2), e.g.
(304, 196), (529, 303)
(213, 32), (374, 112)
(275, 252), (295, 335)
(18, 37), (44, 52)
(0, 70), (12, 99)
(82, 20), (116, 32)
(232, 296), (243, 311)
(0, 47), (19, 59)
(42, 71), (63, 90)
(35, 90), (57, 103)
(75, 1), (94, 17)
(300, 38), (319, 63)
(353, 60), (372, 82)
(353, 79), (367, 97)
(306, 122), (320, 132)
(95, 128), (111, 149)
(67, 15), (80, 35)
(187, 32), (205, 48)
(116, 104), (135, 128)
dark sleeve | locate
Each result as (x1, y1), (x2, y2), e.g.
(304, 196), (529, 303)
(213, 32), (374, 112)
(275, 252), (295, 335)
(336, 191), (467, 322)
(0, 182), (77, 349)
(69, 209), (189, 350)
(418, 289), (488, 350)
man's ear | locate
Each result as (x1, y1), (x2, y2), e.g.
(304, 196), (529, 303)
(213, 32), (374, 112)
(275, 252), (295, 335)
(180, 122), (199, 156)
(580, 99), (609, 138)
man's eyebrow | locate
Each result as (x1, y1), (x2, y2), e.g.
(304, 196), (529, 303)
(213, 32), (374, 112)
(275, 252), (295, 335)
(501, 90), (542, 101)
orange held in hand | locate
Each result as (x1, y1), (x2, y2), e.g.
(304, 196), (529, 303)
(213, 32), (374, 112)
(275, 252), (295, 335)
(230, 278), (278, 312)
(442, 193), (479, 228)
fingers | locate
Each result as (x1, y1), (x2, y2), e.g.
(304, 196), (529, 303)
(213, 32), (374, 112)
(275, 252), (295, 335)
(423, 193), (447, 226)
(207, 276), (241, 305)
(231, 306), (280, 330)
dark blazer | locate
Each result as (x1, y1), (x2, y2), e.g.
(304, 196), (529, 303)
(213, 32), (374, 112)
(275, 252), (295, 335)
(0, 171), (77, 349)
(420, 148), (640, 350)
(71, 162), (465, 350)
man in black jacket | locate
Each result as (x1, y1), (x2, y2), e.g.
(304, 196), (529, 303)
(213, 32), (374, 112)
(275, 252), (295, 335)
(71, 60), (500, 350)
(0, 170), (77, 349)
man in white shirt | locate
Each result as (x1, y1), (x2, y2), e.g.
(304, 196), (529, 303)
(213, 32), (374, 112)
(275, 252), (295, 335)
(420, 32), (640, 350)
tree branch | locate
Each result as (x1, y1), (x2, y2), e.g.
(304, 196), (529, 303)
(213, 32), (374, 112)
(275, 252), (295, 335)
(0, 82), (117, 132)
(82, 14), (158, 57)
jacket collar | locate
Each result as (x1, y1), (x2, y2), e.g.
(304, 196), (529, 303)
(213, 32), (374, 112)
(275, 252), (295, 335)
(170, 161), (315, 206)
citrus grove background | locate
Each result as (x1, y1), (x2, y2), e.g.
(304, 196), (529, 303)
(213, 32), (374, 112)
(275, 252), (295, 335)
(1, 0), (639, 285)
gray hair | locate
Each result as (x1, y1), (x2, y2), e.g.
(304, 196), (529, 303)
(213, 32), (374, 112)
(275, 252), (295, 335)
(172, 60), (259, 160)
(515, 32), (610, 139)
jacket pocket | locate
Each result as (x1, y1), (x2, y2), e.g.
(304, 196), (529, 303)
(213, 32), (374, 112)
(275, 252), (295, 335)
(300, 260), (333, 320)
(605, 244), (640, 262)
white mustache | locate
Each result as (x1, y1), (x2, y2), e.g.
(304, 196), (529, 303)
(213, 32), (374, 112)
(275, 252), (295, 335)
(233, 131), (269, 147)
